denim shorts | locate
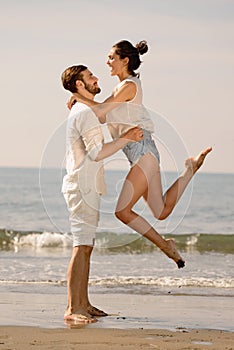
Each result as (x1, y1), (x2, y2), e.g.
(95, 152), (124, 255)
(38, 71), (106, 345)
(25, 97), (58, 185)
(123, 129), (160, 166)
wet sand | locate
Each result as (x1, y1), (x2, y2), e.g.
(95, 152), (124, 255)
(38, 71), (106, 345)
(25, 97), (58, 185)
(0, 285), (233, 349)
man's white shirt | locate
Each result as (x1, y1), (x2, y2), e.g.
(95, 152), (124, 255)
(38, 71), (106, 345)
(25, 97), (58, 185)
(62, 103), (107, 195)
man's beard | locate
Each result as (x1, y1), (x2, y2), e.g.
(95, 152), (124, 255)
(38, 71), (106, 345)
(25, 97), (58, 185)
(83, 81), (101, 95)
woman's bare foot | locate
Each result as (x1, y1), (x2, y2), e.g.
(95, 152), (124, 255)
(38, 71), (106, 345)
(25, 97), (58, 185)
(185, 147), (212, 174)
(87, 305), (108, 317)
(64, 308), (97, 323)
(162, 239), (185, 269)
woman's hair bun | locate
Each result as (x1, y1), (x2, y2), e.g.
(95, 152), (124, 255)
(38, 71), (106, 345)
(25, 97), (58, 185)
(135, 40), (148, 55)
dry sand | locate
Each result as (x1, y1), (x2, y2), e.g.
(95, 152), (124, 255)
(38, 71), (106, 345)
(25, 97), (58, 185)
(0, 326), (233, 350)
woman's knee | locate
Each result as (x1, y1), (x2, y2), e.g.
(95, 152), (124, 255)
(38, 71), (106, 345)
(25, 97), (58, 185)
(154, 207), (172, 221)
(115, 208), (131, 224)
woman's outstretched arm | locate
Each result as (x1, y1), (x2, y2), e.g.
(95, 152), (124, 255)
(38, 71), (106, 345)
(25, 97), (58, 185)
(68, 81), (136, 123)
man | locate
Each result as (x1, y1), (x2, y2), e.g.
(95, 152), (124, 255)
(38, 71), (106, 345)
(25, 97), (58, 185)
(61, 65), (143, 323)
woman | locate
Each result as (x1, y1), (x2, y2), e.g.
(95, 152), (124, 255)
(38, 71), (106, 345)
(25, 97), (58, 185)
(70, 40), (212, 268)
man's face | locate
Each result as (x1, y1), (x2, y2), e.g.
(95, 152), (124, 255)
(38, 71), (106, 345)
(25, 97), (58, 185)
(80, 69), (101, 95)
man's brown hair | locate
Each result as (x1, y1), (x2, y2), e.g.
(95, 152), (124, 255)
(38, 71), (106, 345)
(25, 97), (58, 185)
(61, 65), (87, 93)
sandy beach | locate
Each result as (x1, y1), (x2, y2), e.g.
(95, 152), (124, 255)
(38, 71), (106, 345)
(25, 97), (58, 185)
(0, 284), (233, 349)
(1, 326), (233, 350)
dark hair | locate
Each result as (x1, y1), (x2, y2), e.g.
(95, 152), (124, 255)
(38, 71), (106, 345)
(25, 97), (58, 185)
(61, 65), (87, 93)
(113, 40), (148, 76)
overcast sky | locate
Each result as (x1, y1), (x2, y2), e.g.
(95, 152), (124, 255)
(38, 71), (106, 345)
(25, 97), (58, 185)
(0, 0), (233, 173)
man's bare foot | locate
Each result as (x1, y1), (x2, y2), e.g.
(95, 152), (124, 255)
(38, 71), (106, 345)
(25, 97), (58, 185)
(64, 308), (97, 323)
(162, 239), (185, 269)
(185, 147), (212, 174)
(87, 305), (108, 317)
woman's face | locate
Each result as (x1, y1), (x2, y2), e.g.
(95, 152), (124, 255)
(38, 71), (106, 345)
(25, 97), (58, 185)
(106, 48), (127, 76)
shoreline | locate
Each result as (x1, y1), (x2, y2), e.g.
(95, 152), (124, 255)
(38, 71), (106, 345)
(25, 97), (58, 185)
(1, 285), (233, 331)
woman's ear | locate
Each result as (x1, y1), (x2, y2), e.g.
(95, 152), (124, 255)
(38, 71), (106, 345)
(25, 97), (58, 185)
(123, 57), (129, 67)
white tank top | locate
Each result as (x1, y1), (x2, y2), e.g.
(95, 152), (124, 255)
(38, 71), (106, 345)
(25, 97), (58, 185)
(106, 76), (154, 139)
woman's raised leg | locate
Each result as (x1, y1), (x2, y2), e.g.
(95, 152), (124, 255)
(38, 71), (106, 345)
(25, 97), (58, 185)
(115, 156), (185, 268)
(145, 147), (212, 220)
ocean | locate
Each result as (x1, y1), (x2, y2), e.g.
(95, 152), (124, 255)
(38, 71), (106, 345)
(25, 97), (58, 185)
(0, 167), (234, 298)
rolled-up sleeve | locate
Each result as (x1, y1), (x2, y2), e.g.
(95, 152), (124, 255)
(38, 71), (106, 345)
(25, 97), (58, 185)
(76, 109), (104, 161)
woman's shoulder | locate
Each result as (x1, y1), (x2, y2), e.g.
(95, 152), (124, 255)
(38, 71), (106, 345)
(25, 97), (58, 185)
(116, 76), (141, 89)
(125, 75), (141, 84)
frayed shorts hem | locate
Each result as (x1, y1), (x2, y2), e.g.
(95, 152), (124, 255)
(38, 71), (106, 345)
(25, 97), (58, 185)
(123, 130), (160, 167)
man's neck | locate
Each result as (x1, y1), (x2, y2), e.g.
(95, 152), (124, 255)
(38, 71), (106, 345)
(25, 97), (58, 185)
(80, 90), (95, 101)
